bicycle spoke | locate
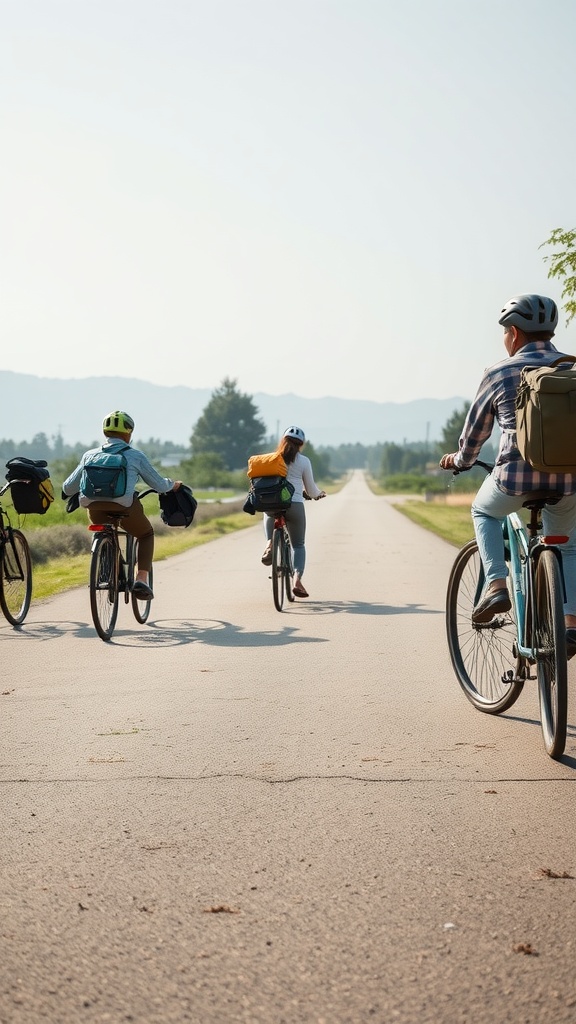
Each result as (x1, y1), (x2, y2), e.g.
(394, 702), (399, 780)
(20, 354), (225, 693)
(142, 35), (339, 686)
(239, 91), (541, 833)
(446, 540), (524, 714)
(272, 527), (285, 611)
(285, 528), (294, 603)
(131, 540), (154, 624)
(89, 534), (119, 641)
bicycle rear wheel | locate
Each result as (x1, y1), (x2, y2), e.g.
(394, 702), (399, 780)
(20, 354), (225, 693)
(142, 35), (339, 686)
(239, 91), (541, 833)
(130, 540), (154, 624)
(284, 528), (295, 603)
(0, 529), (32, 625)
(90, 533), (119, 641)
(446, 540), (524, 714)
(535, 549), (567, 760)
(272, 528), (285, 611)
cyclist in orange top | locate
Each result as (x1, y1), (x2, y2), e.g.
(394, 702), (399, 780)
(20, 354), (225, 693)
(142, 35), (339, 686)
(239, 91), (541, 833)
(63, 411), (182, 601)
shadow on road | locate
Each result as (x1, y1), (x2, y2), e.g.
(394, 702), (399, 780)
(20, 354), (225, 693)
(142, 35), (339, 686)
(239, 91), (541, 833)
(501, 710), (576, 765)
(0, 618), (328, 649)
(0, 620), (95, 641)
(287, 600), (442, 616)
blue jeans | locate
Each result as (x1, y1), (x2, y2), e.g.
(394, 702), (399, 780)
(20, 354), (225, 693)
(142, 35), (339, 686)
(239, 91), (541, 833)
(471, 475), (576, 615)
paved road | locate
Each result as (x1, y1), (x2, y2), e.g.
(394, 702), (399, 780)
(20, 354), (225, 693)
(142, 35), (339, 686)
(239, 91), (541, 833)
(2, 470), (576, 1024)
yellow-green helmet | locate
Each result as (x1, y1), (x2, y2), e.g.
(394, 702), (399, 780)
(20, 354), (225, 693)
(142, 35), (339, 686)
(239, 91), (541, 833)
(102, 410), (135, 434)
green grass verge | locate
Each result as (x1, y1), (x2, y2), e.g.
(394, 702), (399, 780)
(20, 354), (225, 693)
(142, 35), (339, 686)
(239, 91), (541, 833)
(393, 500), (475, 549)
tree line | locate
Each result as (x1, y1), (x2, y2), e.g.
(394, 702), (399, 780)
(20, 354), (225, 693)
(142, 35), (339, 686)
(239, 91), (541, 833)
(0, 377), (478, 491)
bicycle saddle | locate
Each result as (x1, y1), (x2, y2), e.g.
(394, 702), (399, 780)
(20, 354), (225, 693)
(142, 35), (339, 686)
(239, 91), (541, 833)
(522, 491), (563, 509)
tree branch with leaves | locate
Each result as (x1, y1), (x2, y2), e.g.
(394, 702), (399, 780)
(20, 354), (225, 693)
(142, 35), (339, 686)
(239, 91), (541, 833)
(540, 228), (576, 326)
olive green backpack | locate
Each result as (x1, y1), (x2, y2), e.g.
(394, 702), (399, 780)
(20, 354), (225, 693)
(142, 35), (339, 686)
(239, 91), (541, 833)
(515, 356), (576, 472)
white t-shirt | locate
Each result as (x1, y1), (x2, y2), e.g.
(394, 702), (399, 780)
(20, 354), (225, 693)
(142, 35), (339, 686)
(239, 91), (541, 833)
(285, 452), (323, 503)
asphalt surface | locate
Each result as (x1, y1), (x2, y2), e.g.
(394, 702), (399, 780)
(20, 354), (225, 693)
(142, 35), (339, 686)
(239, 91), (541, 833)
(2, 470), (576, 1024)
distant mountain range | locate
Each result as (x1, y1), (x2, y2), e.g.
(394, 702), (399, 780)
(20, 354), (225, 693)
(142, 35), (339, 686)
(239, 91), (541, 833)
(0, 371), (467, 447)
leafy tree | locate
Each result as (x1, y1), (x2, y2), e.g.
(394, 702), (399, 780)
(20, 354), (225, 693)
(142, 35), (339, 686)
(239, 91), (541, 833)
(439, 404), (470, 453)
(321, 442), (381, 472)
(52, 431), (65, 459)
(181, 452), (229, 488)
(137, 437), (190, 462)
(380, 441), (429, 479)
(381, 442), (405, 476)
(540, 228), (576, 325)
(50, 454), (84, 483)
(190, 378), (266, 470)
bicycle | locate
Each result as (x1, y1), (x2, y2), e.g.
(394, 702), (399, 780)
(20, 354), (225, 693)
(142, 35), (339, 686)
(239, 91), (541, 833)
(270, 511), (295, 612)
(0, 480), (33, 626)
(88, 488), (156, 641)
(446, 461), (569, 760)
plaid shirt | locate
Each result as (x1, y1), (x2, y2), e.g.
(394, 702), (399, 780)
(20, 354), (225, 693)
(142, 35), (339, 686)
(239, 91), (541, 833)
(454, 340), (576, 496)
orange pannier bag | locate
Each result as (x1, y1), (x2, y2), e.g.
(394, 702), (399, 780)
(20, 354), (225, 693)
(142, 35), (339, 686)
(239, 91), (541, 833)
(247, 452), (287, 478)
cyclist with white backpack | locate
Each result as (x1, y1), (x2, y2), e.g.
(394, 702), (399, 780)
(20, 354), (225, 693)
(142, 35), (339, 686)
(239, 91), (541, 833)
(63, 411), (182, 601)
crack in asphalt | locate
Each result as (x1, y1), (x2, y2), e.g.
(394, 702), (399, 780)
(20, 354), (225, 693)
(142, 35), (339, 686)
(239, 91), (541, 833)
(1, 773), (575, 785)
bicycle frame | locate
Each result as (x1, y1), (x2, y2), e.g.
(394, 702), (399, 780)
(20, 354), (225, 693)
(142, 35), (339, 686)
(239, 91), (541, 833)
(504, 509), (567, 663)
(0, 511), (25, 577)
(89, 524), (135, 599)
(271, 512), (294, 611)
(85, 487), (158, 640)
(0, 480), (33, 625)
(445, 459), (570, 757)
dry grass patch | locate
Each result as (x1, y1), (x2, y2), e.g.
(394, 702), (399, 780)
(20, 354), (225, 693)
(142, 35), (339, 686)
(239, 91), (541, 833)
(393, 500), (474, 549)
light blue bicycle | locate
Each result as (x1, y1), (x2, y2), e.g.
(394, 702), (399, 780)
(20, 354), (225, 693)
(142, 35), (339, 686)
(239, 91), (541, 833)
(446, 461), (569, 760)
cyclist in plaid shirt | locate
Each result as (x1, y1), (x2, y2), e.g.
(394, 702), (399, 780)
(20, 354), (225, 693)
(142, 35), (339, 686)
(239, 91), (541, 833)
(440, 294), (576, 653)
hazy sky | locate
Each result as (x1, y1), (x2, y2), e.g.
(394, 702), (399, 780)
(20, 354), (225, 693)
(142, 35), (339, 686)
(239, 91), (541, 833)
(2, 0), (575, 404)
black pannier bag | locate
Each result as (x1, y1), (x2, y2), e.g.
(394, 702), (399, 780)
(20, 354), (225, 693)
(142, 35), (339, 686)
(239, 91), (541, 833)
(159, 484), (198, 527)
(245, 476), (295, 514)
(5, 458), (54, 515)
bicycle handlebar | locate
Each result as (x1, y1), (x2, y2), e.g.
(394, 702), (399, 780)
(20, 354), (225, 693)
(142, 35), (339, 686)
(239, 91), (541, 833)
(0, 479), (34, 498)
(450, 460), (494, 476)
(64, 486), (160, 513)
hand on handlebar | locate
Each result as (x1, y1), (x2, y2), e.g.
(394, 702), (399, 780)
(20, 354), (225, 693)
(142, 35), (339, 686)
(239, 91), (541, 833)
(439, 455), (493, 476)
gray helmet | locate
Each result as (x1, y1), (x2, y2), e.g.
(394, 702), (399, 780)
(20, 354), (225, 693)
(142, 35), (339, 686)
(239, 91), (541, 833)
(498, 294), (558, 333)
(283, 425), (305, 444)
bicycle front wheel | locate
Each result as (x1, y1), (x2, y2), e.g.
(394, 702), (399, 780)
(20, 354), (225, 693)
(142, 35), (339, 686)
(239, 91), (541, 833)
(272, 528), (285, 611)
(90, 534), (119, 641)
(446, 540), (524, 714)
(131, 541), (154, 624)
(535, 549), (567, 760)
(0, 529), (32, 625)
